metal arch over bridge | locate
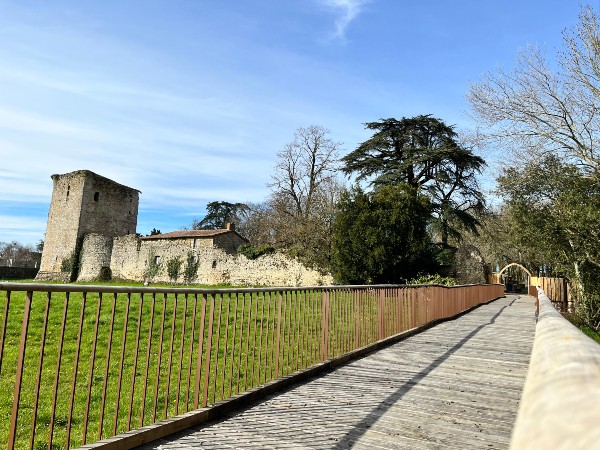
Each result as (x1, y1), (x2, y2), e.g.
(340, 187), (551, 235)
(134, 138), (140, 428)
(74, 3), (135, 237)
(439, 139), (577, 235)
(497, 263), (532, 279)
(489, 262), (534, 295)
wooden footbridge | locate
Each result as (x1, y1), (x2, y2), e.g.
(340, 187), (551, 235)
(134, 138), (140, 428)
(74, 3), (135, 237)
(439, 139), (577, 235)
(1, 283), (599, 450)
(137, 295), (534, 450)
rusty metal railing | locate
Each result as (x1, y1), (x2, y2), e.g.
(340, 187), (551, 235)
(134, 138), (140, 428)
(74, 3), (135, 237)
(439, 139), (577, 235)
(0, 282), (503, 450)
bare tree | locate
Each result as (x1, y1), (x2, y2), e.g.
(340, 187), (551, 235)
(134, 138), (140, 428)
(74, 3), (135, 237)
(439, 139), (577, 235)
(269, 125), (342, 219)
(0, 241), (39, 267)
(262, 125), (343, 271)
(468, 5), (600, 328)
(467, 5), (600, 173)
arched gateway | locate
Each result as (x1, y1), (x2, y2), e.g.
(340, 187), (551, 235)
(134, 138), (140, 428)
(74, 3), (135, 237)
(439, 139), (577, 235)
(490, 263), (534, 295)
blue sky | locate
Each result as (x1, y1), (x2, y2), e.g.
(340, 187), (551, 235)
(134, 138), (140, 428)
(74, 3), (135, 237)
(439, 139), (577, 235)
(0, 0), (584, 246)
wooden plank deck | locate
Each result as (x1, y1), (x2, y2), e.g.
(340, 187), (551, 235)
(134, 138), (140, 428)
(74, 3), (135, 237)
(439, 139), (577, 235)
(136, 295), (536, 449)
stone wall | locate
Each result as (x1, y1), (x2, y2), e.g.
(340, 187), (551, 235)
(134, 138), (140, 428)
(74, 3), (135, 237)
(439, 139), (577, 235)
(38, 171), (86, 275)
(78, 233), (115, 281)
(192, 247), (333, 286)
(109, 234), (147, 281)
(0, 266), (39, 280)
(36, 170), (329, 287)
(103, 234), (332, 286)
(212, 232), (247, 254)
(79, 171), (139, 237)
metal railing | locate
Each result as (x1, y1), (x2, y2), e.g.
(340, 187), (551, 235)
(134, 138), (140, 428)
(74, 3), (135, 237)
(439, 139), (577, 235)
(0, 282), (503, 450)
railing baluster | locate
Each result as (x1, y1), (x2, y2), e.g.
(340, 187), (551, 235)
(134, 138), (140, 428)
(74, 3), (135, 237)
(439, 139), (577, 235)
(82, 292), (103, 445)
(152, 294), (167, 423)
(302, 290), (309, 370)
(128, 293), (144, 430)
(236, 293), (245, 394)
(293, 290), (300, 371)
(175, 294), (187, 415)
(321, 290), (328, 361)
(212, 294), (223, 403)
(229, 293), (238, 397)
(354, 289), (360, 348)
(8, 290), (32, 450)
(0, 290), (11, 374)
(220, 294), (231, 400)
(29, 292), (50, 450)
(98, 293), (117, 440)
(202, 294), (215, 407)
(243, 293), (251, 391)
(48, 291), (68, 449)
(284, 290), (294, 375)
(274, 292), (282, 379)
(250, 292), (259, 385)
(66, 291), (87, 449)
(113, 292), (131, 435)
(194, 293), (207, 408)
(264, 292), (273, 383)
(256, 293), (265, 385)
(270, 292), (278, 379)
(185, 294), (198, 412)
(346, 289), (351, 353)
(140, 293), (156, 427)
(313, 290), (319, 363)
(164, 293), (178, 419)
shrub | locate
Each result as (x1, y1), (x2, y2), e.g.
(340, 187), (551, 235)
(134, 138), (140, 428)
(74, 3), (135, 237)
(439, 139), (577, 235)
(408, 274), (457, 286)
(166, 256), (183, 282)
(237, 243), (275, 260)
(183, 252), (199, 284)
(60, 242), (83, 281)
(144, 252), (161, 282)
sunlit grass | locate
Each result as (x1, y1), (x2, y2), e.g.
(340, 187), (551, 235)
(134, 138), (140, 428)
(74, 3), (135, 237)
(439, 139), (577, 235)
(0, 284), (393, 449)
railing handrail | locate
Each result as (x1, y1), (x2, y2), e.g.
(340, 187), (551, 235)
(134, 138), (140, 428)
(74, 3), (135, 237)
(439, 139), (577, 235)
(509, 288), (600, 449)
(0, 282), (499, 295)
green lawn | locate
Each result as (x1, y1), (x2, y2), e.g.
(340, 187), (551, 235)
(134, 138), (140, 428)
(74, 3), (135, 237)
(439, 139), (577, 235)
(0, 284), (395, 449)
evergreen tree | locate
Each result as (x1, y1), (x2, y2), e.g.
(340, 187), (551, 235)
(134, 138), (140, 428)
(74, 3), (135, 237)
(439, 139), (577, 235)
(342, 115), (485, 247)
(332, 184), (434, 284)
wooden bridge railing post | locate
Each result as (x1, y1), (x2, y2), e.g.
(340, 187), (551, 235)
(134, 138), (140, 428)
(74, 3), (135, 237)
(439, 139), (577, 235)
(321, 290), (330, 361)
(378, 289), (385, 340)
(7, 290), (32, 450)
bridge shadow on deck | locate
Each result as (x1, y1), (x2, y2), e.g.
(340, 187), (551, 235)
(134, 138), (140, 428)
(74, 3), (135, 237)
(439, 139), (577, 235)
(331, 296), (519, 449)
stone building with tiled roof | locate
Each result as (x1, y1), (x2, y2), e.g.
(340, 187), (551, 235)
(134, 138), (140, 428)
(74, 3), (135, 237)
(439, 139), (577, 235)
(140, 224), (248, 254)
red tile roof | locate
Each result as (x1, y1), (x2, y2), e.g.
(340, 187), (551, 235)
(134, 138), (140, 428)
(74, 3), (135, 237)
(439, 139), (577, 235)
(141, 229), (232, 240)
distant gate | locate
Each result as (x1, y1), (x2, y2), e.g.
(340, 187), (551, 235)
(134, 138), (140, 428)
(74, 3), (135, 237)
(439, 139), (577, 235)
(488, 263), (572, 311)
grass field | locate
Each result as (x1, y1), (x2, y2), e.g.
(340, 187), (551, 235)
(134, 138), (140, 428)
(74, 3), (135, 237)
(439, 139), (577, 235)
(0, 283), (396, 449)
(564, 313), (600, 345)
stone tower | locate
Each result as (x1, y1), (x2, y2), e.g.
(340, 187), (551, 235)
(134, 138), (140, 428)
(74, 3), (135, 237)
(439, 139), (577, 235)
(36, 170), (140, 281)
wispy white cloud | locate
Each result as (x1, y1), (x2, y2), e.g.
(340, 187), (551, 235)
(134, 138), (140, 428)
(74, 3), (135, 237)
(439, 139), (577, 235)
(320, 0), (371, 40)
(0, 214), (48, 244)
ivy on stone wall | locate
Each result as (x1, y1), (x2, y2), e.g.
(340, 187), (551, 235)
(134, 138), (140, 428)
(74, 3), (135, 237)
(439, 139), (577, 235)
(166, 256), (183, 282)
(145, 251), (161, 282)
(183, 252), (199, 284)
(60, 240), (83, 281)
(237, 243), (275, 260)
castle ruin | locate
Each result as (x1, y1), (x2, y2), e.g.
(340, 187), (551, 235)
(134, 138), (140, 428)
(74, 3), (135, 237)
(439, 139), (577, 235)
(37, 170), (139, 281)
(36, 170), (331, 286)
